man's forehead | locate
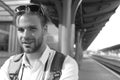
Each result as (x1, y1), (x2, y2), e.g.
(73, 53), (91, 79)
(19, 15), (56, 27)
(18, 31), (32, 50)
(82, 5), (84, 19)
(19, 14), (40, 21)
(16, 14), (42, 26)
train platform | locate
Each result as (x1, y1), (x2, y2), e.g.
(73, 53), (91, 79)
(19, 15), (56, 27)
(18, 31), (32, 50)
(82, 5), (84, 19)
(79, 56), (120, 80)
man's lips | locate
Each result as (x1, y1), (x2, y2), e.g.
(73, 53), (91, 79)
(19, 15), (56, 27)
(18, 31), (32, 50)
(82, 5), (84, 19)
(22, 42), (32, 44)
(22, 42), (32, 48)
(22, 42), (34, 47)
(22, 40), (34, 44)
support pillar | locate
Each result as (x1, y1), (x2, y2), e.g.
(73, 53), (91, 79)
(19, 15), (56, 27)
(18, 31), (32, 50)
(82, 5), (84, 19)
(58, 0), (72, 55)
(8, 25), (18, 55)
(70, 24), (75, 57)
(71, 0), (82, 57)
(74, 3), (85, 64)
(53, 0), (82, 56)
(74, 31), (83, 62)
(74, 30), (85, 68)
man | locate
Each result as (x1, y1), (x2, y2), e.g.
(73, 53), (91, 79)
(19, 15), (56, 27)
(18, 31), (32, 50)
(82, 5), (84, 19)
(0, 3), (78, 80)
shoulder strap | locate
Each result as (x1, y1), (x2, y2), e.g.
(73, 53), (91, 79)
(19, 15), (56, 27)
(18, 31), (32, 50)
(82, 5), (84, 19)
(50, 51), (66, 80)
(8, 54), (23, 80)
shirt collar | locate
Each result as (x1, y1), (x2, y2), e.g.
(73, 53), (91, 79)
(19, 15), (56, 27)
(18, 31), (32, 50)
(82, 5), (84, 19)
(22, 53), (30, 67)
(39, 46), (51, 65)
(22, 45), (51, 67)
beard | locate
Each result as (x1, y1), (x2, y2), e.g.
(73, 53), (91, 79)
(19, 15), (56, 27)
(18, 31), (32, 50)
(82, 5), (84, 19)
(21, 37), (43, 53)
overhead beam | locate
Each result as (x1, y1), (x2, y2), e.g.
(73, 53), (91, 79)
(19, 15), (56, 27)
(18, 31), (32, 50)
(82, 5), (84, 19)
(0, 0), (14, 16)
(71, 0), (82, 23)
(83, 1), (120, 17)
(0, 11), (11, 15)
(83, 0), (119, 6)
(3, 0), (30, 5)
(0, 16), (12, 21)
(0, 6), (18, 11)
(0, 29), (9, 34)
(78, 19), (108, 28)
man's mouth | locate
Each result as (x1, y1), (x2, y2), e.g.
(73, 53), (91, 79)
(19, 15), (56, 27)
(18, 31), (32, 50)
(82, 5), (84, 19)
(22, 42), (32, 44)
(22, 41), (34, 47)
(22, 40), (34, 44)
(22, 42), (32, 49)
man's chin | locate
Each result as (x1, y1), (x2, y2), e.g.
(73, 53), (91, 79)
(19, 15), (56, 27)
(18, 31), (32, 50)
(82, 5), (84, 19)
(23, 48), (33, 53)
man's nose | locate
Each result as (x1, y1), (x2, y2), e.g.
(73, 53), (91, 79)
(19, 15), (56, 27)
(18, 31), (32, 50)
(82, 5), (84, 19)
(23, 29), (31, 38)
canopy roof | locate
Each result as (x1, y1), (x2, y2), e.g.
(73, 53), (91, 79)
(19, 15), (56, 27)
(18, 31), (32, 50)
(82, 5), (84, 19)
(0, 0), (120, 50)
(99, 44), (120, 52)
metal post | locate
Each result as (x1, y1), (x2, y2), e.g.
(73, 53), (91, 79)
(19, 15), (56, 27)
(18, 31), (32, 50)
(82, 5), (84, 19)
(58, 0), (72, 55)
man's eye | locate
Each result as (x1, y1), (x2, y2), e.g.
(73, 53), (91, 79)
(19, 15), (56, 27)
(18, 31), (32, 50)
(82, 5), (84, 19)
(18, 28), (24, 32)
(29, 27), (37, 31)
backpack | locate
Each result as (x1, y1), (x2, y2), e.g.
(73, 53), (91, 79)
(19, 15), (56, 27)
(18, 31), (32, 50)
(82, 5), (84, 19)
(8, 51), (66, 80)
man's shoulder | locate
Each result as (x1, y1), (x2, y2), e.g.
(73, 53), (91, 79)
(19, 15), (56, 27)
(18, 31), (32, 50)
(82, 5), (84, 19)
(6, 54), (23, 61)
(1, 54), (23, 69)
(53, 50), (77, 67)
(53, 51), (78, 70)
(59, 55), (79, 80)
(65, 55), (78, 64)
(10, 54), (23, 62)
(62, 55), (78, 70)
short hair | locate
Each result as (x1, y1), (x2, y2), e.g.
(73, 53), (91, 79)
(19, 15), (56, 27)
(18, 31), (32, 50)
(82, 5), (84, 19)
(14, 3), (50, 27)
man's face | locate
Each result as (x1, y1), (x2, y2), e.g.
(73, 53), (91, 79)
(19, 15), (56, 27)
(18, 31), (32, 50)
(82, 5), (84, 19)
(17, 14), (46, 53)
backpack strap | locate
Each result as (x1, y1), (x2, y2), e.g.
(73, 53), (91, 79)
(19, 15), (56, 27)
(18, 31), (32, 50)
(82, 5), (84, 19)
(49, 51), (66, 80)
(8, 54), (23, 80)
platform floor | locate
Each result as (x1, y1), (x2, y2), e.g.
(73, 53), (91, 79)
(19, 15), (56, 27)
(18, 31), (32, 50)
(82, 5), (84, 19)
(79, 57), (120, 80)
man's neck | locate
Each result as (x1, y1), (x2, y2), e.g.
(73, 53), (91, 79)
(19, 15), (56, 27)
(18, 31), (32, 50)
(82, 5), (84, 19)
(25, 43), (47, 66)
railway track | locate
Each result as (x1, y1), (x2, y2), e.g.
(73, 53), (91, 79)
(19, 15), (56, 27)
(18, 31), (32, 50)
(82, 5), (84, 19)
(92, 55), (120, 75)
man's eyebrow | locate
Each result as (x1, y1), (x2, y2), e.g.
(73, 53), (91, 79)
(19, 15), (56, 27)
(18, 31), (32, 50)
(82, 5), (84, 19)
(28, 24), (37, 27)
(17, 25), (36, 28)
(28, 25), (38, 28)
